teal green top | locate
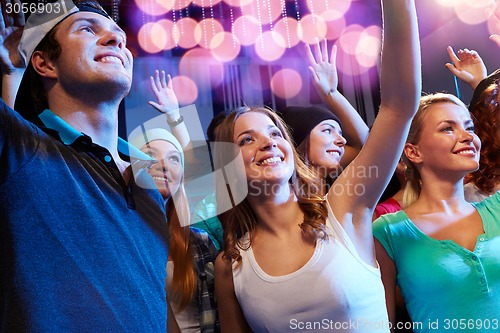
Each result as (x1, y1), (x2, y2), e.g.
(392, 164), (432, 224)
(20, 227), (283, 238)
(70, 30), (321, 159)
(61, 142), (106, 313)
(373, 191), (500, 332)
(191, 193), (224, 251)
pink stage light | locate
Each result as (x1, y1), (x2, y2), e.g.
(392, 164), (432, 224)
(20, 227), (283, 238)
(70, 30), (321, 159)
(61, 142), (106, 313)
(240, 0), (283, 25)
(254, 31), (286, 62)
(210, 32), (241, 62)
(173, 17), (198, 49)
(299, 14), (327, 45)
(138, 22), (166, 53)
(179, 48), (225, 88)
(171, 76), (199, 104)
(233, 15), (261, 46)
(274, 17), (300, 48)
(135, 0), (174, 16)
(195, 18), (224, 49)
(271, 69), (302, 99)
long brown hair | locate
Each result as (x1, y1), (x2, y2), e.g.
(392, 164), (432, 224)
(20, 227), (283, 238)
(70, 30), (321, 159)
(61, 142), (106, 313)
(214, 106), (328, 266)
(466, 82), (500, 194)
(166, 181), (197, 311)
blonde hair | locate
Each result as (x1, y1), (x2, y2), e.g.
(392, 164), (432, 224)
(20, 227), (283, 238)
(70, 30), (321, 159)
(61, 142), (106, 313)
(402, 93), (469, 208)
(214, 106), (328, 267)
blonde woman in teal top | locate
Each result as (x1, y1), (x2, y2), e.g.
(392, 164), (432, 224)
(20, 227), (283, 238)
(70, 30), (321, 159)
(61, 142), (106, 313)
(373, 93), (500, 332)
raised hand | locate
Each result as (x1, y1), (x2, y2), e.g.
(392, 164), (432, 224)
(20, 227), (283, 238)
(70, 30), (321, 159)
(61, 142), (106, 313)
(0, 0), (25, 74)
(305, 38), (339, 97)
(148, 70), (179, 119)
(445, 46), (487, 90)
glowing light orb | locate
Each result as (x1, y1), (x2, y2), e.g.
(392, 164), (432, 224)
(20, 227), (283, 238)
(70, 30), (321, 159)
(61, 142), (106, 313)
(254, 31), (286, 62)
(135, 0), (174, 16)
(240, 0), (283, 25)
(454, 0), (490, 25)
(338, 24), (364, 55)
(298, 14), (327, 44)
(171, 76), (198, 105)
(321, 13), (346, 41)
(274, 17), (300, 48)
(210, 32), (241, 62)
(179, 48), (225, 88)
(138, 22), (166, 53)
(355, 26), (381, 68)
(306, 0), (351, 18)
(195, 18), (225, 49)
(173, 0), (191, 10)
(192, 0), (222, 7)
(233, 15), (261, 46)
(271, 69), (302, 99)
(173, 17), (198, 49)
(156, 19), (177, 50)
(223, 0), (253, 7)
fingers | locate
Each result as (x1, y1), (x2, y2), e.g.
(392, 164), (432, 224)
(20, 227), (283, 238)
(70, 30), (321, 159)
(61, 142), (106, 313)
(444, 63), (460, 76)
(149, 75), (160, 95)
(304, 43), (316, 66)
(167, 74), (173, 90)
(2, 0), (14, 29)
(490, 34), (500, 48)
(329, 44), (337, 67)
(321, 38), (328, 62)
(313, 38), (322, 63)
(159, 70), (167, 88)
(12, 0), (24, 27)
(446, 46), (459, 64)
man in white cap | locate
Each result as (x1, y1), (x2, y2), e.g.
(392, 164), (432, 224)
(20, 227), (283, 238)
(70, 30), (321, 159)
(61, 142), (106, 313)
(0, 0), (169, 330)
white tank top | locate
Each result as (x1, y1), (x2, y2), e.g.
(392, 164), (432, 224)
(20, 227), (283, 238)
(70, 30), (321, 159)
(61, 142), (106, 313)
(233, 203), (390, 333)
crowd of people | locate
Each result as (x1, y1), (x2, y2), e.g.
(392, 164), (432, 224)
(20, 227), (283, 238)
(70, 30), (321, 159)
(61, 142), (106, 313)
(0, 0), (498, 332)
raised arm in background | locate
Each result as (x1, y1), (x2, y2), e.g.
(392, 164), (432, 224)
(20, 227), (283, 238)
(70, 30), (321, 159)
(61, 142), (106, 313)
(0, 1), (25, 107)
(305, 38), (369, 168)
(445, 46), (487, 90)
(328, 0), (421, 265)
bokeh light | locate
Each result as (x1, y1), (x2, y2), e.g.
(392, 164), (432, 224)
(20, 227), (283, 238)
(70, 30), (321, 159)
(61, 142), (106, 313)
(270, 69), (302, 99)
(322, 12), (346, 41)
(355, 26), (381, 68)
(298, 14), (327, 44)
(135, 0), (174, 16)
(274, 17), (300, 48)
(173, 17), (198, 49)
(338, 24), (364, 55)
(240, 0), (283, 25)
(173, 0), (192, 10)
(454, 0), (490, 25)
(179, 48), (225, 88)
(232, 15), (261, 46)
(192, 0), (222, 7)
(223, 0), (253, 7)
(254, 31), (286, 62)
(156, 19), (177, 50)
(137, 22), (167, 53)
(210, 32), (241, 62)
(171, 76), (199, 104)
(195, 18), (225, 49)
(306, 0), (352, 18)
(487, 0), (500, 35)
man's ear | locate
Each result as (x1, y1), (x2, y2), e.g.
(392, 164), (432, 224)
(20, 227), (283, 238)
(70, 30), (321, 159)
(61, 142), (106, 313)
(31, 51), (57, 79)
(404, 143), (423, 164)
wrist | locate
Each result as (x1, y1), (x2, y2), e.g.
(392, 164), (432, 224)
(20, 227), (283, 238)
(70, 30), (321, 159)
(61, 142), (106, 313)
(167, 115), (184, 127)
(165, 109), (180, 121)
